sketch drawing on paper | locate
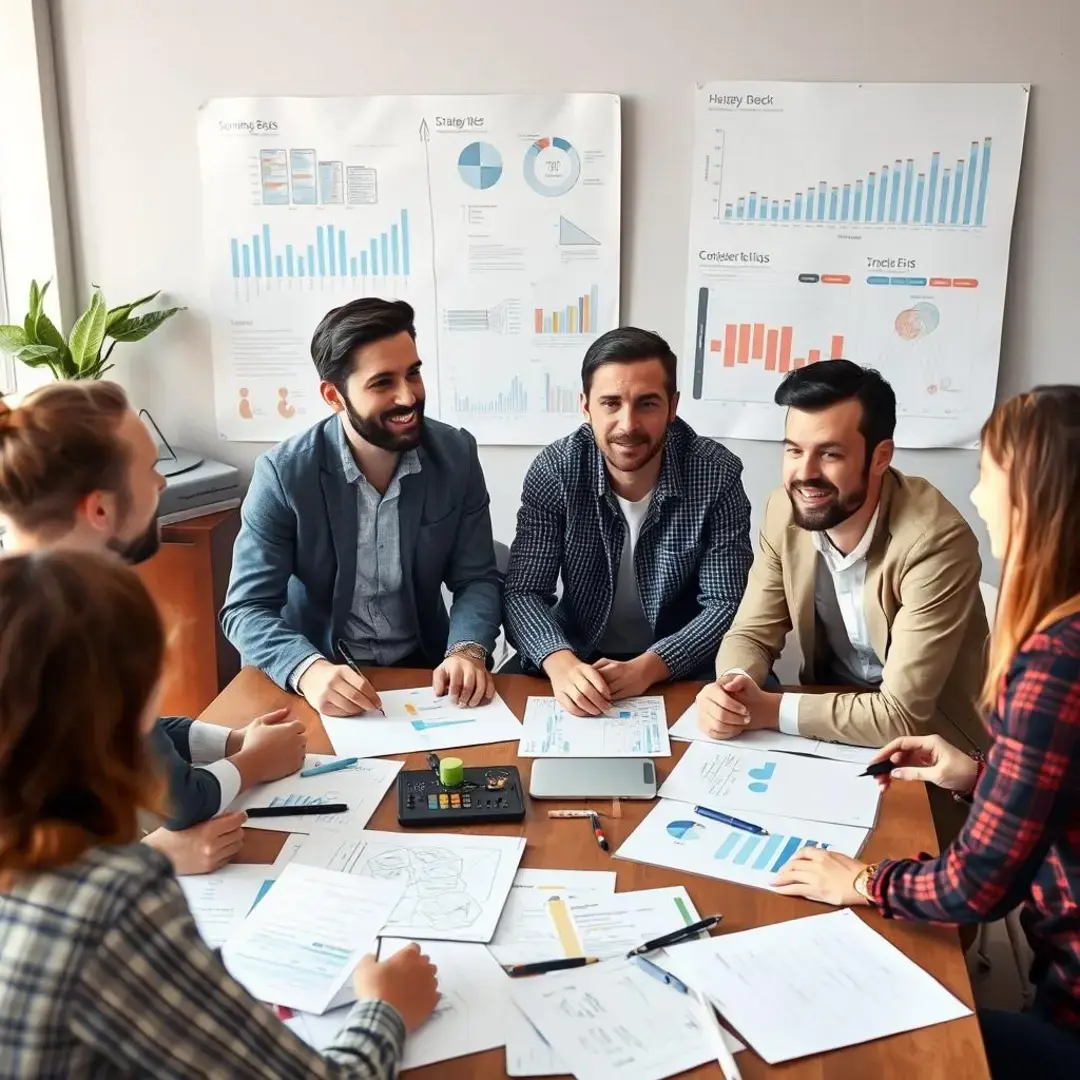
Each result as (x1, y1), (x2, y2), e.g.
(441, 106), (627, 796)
(334, 842), (501, 932)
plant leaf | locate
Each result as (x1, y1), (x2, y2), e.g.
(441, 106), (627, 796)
(0, 325), (28, 353)
(34, 311), (66, 351)
(28, 280), (41, 323)
(24, 313), (39, 345)
(68, 292), (108, 373)
(15, 344), (62, 368)
(107, 306), (184, 343)
(106, 290), (160, 330)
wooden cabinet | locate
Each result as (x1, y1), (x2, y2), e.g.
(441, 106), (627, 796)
(135, 508), (241, 718)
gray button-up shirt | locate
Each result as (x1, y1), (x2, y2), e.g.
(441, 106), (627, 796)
(338, 434), (422, 665)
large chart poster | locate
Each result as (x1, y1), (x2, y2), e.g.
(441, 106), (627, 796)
(198, 95), (620, 443)
(680, 83), (1028, 447)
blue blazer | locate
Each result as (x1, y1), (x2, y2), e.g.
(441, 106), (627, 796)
(221, 416), (503, 688)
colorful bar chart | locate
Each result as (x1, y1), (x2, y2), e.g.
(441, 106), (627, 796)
(534, 285), (599, 335)
(453, 377), (528, 416)
(722, 136), (992, 227)
(708, 322), (844, 373)
(229, 210), (411, 281)
(712, 829), (830, 873)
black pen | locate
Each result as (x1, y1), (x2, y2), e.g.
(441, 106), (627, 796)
(504, 956), (600, 978)
(335, 640), (386, 716)
(245, 803), (349, 818)
(625, 914), (723, 957)
(859, 760), (897, 778)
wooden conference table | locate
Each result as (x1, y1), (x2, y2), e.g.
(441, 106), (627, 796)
(199, 668), (989, 1079)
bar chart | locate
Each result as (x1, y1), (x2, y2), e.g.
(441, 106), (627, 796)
(721, 136), (993, 228)
(710, 321), (844, 373)
(534, 285), (599, 335)
(543, 374), (578, 414)
(712, 829), (830, 873)
(228, 210), (412, 284)
(453, 377), (529, 416)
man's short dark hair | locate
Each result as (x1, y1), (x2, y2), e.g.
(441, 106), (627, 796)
(581, 327), (678, 399)
(774, 359), (896, 455)
(310, 298), (416, 388)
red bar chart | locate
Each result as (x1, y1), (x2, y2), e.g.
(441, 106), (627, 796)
(708, 323), (845, 373)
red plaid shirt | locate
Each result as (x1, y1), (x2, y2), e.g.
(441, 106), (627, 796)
(870, 611), (1080, 1033)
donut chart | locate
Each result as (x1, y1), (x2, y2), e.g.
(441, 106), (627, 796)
(524, 136), (581, 197)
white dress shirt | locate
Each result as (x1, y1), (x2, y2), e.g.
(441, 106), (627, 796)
(187, 721), (242, 813)
(777, 505), (884, 734)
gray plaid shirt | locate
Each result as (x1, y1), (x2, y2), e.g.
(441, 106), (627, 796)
(0, 844), (404, 1078)
(504, 418), (753, 677)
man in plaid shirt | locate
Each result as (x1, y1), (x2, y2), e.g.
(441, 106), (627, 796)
(504, 327), (753, 715)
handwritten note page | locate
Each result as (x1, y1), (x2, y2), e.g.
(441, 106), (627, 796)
(519, 696), (670, 758)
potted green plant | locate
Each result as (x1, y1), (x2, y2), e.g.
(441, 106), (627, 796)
(0, 279), (184, 380)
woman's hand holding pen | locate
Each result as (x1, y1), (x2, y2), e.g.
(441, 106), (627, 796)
(298, 659), (383, 716)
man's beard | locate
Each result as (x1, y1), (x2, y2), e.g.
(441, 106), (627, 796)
(343, 395), (425, 452)
(108, 517), (161, 565)
(787, 478), (867, 531)
(602, 430), (666, 473)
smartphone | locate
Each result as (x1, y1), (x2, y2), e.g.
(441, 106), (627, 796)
(529, 759), (657, 800)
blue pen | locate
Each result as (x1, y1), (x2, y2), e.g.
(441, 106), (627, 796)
(633, 954), (689, 994)
(693, 805), (768, 835)
(300, 757), (359, 778)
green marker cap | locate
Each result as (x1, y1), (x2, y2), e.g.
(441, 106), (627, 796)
(439, 756), (464, 787)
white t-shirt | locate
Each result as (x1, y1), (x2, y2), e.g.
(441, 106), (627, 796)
(596, 490), (655, 655)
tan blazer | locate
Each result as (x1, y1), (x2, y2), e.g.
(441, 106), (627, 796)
(716, 469), (990, 752)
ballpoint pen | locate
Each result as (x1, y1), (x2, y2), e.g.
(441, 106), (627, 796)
(245, 802), (349, 818)
(335, 640), (385, 715)
(632, 956), (742, 1080)
(300, 757), (359, 778)
(626, 914), (723, 957)
(693, 805), (768, 835)
(590, 811), (609, 852)
(858, 759), (897, 778)
(504, 956), (600, 978)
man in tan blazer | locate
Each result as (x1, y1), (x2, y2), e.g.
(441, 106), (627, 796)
(699, 360), (989, 763)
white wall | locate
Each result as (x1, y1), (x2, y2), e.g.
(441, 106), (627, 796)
(50, 0), (1080, 575)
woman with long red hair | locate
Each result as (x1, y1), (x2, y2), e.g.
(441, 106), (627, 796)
(773, 385), (1080, 1077)
(0, 551), (438, 1077)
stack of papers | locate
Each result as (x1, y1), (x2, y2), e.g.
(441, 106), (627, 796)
(519, 696), (669, 757)
(660, 909), (972, 1063)
(320, 686), (523, 758)
(658, 739), (881, 828)
(510, 957), (737, 1080)
(179, 863), (271, 949)
(228, 754), (401, 833)
(220, 863), (403, 1014)
(291, 828), (527, 942)
(669, 704), (878, 764)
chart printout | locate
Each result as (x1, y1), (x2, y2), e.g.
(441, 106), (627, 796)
(198, 95), (620, 443)
(681, 82), (1028, 447)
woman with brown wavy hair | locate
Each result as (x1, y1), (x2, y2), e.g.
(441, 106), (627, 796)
(773, 386), (1080, 1077)
(0, 551), (437, 1077)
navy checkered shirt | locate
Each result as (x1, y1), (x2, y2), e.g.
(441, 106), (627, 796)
(504, 418), (753, 678)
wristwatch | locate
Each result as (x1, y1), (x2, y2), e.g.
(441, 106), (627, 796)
(853, 862), (880, 904)
(445, 641), (487, 664)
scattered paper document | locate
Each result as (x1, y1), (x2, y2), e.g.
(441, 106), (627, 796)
(287, 939), (513, 1069)
(669, 704), (878, 764)
(321, 686), (523, 758)
(179, 863), (269, 949)
(519, 696), (670, 757)
(659, 739), (880, 828)
(616, 798), (869, 893)
(228, 754), (401, 832)
(220, 863), (403, 1014)
(292, 829), (526, 943)
(510, 957), (728, 1080)
(489, 867), (616, 966)
(660, 909), (972, 1063)
(506, 1005), (566, 1077)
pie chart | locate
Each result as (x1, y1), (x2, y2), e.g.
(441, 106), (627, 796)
(666, 820), (703, 841)
(458, 142), (503, 190)
(524, 136), (581, 196)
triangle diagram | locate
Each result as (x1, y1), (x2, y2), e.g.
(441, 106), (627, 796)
(559, 216), (600, 246)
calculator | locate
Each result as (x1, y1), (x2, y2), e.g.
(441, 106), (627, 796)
(396, 764), (526, 826)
